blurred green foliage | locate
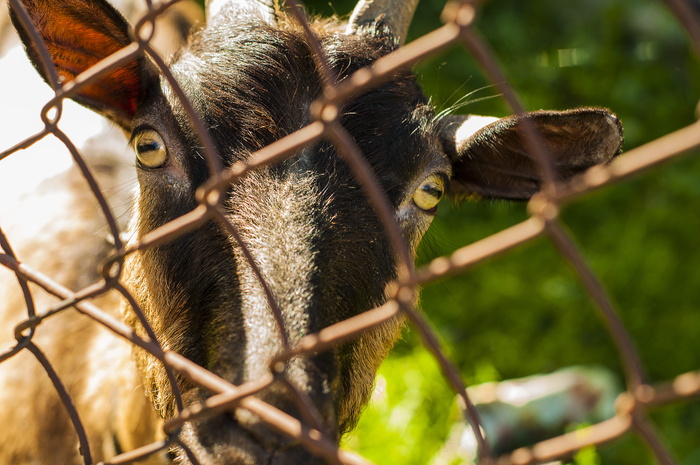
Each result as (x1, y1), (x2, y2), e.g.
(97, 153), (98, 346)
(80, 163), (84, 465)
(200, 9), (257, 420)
(310, 0), (700, 463)
(299, 0), (700, 463)
(6, 0), (697, 462)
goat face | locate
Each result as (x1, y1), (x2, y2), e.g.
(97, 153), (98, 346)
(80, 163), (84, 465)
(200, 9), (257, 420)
(10, 0), (623, 463)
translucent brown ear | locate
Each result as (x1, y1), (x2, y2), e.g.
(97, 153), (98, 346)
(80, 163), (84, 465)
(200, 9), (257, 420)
(439, 108), (624, 200)
(9, 0), (150, 128)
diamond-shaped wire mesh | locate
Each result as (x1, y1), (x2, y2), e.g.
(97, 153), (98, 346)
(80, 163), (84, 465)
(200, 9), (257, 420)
(0, 1), (699, 464)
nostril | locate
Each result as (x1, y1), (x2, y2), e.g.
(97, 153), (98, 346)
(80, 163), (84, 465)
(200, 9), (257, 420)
(234, 404), (301, 450)
(231, 379), (337, 450)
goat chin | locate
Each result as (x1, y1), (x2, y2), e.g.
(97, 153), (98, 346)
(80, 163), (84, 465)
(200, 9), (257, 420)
(177, 420), (329, 465)
(1, 0), (624, 462)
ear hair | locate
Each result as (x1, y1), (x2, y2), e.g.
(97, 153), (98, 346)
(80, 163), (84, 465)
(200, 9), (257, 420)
(10, 0), (153, 128)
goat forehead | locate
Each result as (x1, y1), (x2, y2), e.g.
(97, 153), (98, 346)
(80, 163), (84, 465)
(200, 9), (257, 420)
(169, 23), (437, 146)
(156, 20), (448, 213)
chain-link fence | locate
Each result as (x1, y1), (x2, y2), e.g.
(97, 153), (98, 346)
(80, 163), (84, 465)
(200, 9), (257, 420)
(1, 0), (699, 464)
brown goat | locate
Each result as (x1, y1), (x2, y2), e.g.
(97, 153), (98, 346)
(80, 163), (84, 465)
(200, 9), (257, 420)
(0, 0), (623, 464)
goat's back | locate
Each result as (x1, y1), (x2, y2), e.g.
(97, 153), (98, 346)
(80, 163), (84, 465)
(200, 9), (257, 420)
(0, 140), (169, 463)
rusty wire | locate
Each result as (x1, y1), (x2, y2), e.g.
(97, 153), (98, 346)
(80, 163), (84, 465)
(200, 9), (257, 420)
(0, 0), (699, 464)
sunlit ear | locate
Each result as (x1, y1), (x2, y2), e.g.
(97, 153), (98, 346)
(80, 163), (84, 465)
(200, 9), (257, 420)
(439, 108), (624, 200)
(10, 0), (154, 129)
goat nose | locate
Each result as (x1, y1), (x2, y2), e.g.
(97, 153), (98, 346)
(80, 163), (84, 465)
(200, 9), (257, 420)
(234, 379), (337, 449)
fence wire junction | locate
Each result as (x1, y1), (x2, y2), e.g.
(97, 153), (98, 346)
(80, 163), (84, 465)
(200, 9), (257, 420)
(1, 0), (700, 464)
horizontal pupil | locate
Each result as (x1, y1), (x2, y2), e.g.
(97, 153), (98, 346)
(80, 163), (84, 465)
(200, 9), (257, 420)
(422, 184), (442, 198)
(138, 141), (160, 153)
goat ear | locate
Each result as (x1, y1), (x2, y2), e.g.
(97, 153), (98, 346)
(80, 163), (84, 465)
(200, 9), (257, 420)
(440, 108), (624, 200)
(10, 0), (151, 129)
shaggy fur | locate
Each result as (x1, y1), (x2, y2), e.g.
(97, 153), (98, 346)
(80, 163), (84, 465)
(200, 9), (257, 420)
(1, 0), (622, 463)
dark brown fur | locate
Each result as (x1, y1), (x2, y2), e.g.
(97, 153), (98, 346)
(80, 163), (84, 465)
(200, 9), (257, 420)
(1, 1), (623, 464)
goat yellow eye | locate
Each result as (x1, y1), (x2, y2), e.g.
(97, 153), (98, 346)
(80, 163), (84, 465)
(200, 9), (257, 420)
(413, 175), (445, 213)
(133, 130), (167, 168)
